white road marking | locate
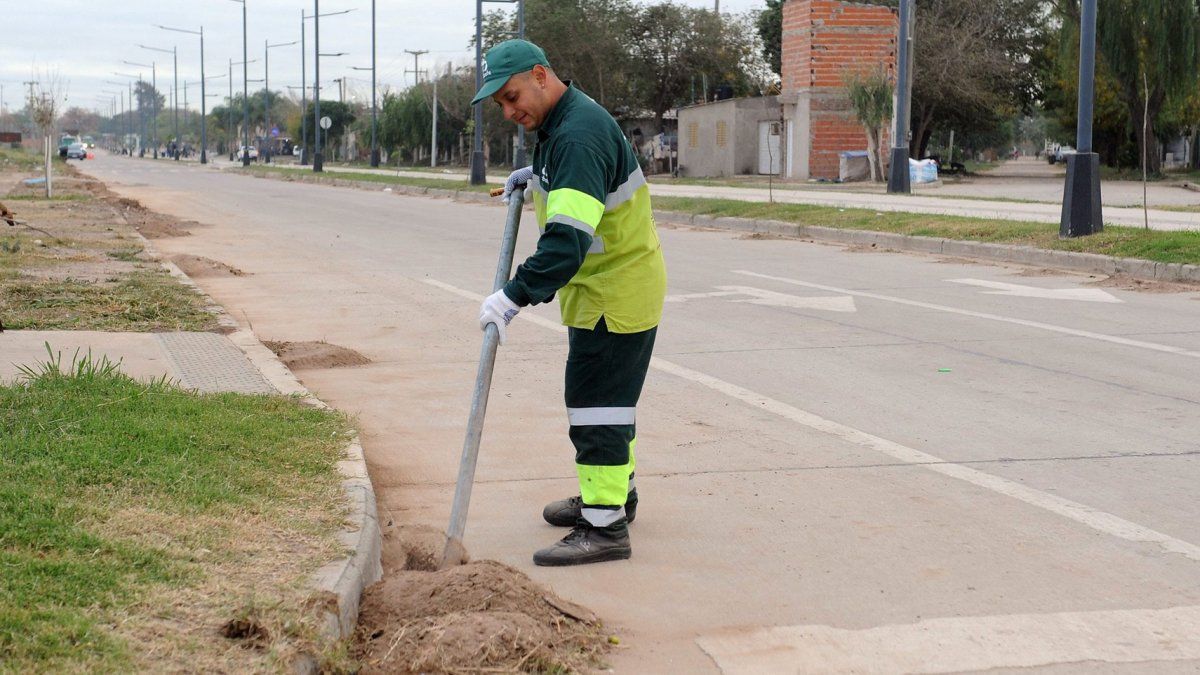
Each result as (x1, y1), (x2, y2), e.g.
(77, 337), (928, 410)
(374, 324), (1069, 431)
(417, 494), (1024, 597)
(665, 290), (744, 302)
(697, 605), (1200, 674)
(420, 277), (1200, 563)
(949, 278), (1122, 303)
(736, 270), (1200, 359)
(666, 286), (857, 312)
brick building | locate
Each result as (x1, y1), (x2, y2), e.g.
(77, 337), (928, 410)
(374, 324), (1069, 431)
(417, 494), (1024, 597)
(782, 0), (898, 180)
(678, 0), (896, 180)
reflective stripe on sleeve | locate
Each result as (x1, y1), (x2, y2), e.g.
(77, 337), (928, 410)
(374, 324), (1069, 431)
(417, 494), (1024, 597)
(547, 187), (604, 231)
(546, 214), (597, 235)
(604, 165), (647, 211)
(567, 406), (636, 426)
(587, 237), (605, 254)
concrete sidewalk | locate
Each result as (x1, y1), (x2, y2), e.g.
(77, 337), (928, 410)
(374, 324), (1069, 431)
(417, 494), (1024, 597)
(1, 330), (275, 393)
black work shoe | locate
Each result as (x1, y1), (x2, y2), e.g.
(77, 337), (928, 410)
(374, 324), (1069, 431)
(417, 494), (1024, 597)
(543, 488), (638, 527)
(533, 522), (631, 566)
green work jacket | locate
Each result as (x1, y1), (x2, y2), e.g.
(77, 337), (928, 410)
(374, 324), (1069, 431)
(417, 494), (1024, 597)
(502, 84), (667, 334)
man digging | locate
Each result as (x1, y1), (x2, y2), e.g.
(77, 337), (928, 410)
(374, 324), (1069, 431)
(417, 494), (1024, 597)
(474, 40), (667, 566)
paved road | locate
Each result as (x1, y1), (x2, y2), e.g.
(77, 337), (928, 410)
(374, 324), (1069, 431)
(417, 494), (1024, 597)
(203, 154), (1200, 231)
(84, 153), (1200, 672)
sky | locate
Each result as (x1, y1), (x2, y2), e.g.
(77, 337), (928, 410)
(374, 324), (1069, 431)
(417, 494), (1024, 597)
(1, 0), (767, 117)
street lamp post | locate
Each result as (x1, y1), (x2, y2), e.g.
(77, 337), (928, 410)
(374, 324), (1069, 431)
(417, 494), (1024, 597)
(301, 7), (352, 168)
(139, 44), (178, 159)
(886, 0), (913, 194)
(228, 0), (252, 166)
(1060, 0), (1103, 237)
(472, 0), (524, 184)
(159, 24), (208, 163)
(265, 39), (299, 163)
(105, 79), (132, 152)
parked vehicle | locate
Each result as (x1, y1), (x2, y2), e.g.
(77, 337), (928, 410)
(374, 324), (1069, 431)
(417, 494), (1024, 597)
(66, 142), (87, 160)
(58, 135), (80, 158)
(236, 145), (259, 161)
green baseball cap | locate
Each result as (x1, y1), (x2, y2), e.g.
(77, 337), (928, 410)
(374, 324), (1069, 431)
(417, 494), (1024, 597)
(471, 39), (551, 105)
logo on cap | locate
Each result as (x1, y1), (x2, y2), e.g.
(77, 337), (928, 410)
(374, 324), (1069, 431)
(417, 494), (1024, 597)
(481, 59), (491, 78)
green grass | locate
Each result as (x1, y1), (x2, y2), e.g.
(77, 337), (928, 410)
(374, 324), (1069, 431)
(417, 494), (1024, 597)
(0, 147), (42, 172)
(654, 197), (1200, 265)
(241, 165), (494, 192)
(1, 269), (217, 331)
(0, 348), (351, 672)
(3, 193), (90, 202)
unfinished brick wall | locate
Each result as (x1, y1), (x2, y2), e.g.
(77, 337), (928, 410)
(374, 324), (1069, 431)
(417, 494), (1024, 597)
(783, 0), (897, 179)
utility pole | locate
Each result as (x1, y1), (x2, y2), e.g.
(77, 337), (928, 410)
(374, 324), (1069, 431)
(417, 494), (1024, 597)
(405, 49), (429, 86)
(1060, 0), (1103, 237)
(886, 0), (913, 194)
(307, 4), (352, 172)
(301, 10), (309, 165)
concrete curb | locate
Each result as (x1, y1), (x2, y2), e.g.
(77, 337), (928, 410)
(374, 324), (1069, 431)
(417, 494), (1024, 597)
(655, 210), (1200, 284)
(133, 231), (383, 666)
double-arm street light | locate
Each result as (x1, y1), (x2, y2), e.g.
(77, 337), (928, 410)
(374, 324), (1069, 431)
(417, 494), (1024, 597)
(302, 8), (352, 166)
(139, 44), (179, 159)
(123, 60), (157, 158)
(309, 1), (354, 173)
(158, 24), (208, 163)
(264, 38), (299, 163)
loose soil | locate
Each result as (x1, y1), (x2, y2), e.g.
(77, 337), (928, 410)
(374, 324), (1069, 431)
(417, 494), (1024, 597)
(355, 525), (610, 673)
(1088, 274), (1200, 294)
(171, 254), (246, 278)
(262, 340), (372, 370)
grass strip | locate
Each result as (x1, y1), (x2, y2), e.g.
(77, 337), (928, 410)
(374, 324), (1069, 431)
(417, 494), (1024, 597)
(1, 269), (217, 331)
(653, 196), (1200, 266)
(0, 349), (353, 672)
(240, 165), (494, 192)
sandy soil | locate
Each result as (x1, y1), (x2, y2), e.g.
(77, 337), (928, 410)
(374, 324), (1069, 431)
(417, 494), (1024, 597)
(262, 340), (371, 370)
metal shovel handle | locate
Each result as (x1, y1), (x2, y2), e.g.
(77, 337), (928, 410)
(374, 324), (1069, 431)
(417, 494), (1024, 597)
(441, 188), (525, 568)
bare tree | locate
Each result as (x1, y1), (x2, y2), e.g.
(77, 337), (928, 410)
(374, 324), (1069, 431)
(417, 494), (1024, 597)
(29, 68), (66, 198)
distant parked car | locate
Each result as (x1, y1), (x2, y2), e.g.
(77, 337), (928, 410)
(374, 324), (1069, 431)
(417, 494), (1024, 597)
(292, 145), (303, 157)
(236, 145), (259, 161)
(66, 142), (87, 160)
(1047, 144), (1074, 165)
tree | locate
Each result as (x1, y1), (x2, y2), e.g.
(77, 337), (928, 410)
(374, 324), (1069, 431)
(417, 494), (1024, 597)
(626, 2), (767, 128)
(292, 100), (355, 154)
(527, 0), (637, 111)
(844, 67), (893, 181)
(908, 0), (1046, 158)
(1097, 0), (1199, 175)
(756, 0), (784, 76)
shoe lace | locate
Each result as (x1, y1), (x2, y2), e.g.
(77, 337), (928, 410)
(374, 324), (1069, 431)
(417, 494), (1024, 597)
(561, 523), (590, 544)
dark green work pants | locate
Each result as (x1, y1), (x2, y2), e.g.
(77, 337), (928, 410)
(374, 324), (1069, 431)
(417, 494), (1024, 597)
(565, 317), (657, 527)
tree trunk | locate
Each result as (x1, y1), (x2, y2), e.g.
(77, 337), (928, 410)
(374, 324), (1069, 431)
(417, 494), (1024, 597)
(1128, 83), (1165, 175)
(911, 105), (934, 160)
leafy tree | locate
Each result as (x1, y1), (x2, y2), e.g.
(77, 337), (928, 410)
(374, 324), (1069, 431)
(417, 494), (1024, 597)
(844, 68), (893, 181)
(756, 0), (784, 76)
(1097, 0), (1199, 174)
(291, 100), (355, 154)
(626, 2), (767, 128)
(527, 0), (637, 110)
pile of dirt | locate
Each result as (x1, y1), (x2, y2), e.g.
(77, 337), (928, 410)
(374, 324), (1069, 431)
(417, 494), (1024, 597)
(262, 340), (371, 370)
(104, 195), (193, 238)
(171, 254), (245, 278)
(355, 527), (609, 673)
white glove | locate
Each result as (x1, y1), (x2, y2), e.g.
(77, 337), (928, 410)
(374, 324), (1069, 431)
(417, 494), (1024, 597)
(501, 166), (534, 204)
(479, 289), (520, 345)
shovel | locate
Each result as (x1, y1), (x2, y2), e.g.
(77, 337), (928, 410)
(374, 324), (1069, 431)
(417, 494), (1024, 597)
(440, 187), (525, 569)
